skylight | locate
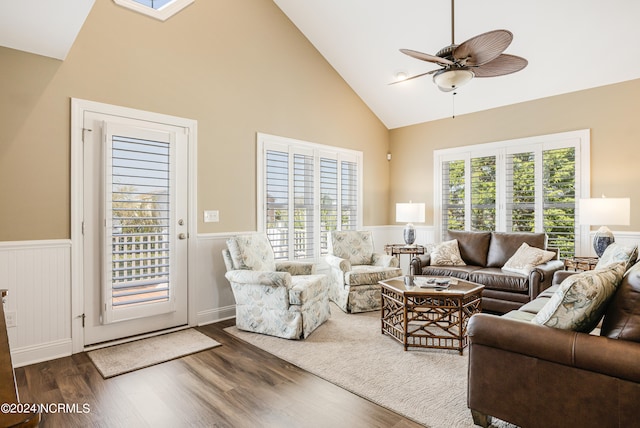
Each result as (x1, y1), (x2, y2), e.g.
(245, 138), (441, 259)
(132, 0), (174, 10)
(114, 0), (194, 21)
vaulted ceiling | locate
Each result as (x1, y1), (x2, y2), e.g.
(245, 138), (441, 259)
(3, 1), (640, 129)
(274, 0), (640, 128)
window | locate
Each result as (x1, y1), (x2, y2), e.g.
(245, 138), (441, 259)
(113, 0), (194, 21)
(435, 130), (590, 258)
(258, 133), (363, 260)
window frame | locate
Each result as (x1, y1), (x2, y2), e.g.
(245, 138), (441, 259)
(433, 129), (591, 257)
(113, 0), (194, 21)
(257, 133), (363, 261)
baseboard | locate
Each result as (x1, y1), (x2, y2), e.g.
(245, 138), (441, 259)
(197, 305), (236, 326)
(11, 339), (73, 368)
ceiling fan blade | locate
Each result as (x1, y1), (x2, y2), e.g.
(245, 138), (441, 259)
(400, 49), (454, 66)
(453, 29), (513, 66)
(472, 54), (528, 77)
(389, 69), (439, 85)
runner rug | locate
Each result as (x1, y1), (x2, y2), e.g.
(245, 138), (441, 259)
(225, 304), (513, 428)
(87, 328), (221, 378)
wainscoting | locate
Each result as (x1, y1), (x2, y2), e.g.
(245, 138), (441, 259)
(0, 240), (72, 366)
(4, 226), (633, 367)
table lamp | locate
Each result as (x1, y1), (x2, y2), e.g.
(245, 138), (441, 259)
(579, 196), (630, 257)
(396, 201), (425, 246)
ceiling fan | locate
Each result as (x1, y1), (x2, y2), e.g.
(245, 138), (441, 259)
(395, 0), (527, 92)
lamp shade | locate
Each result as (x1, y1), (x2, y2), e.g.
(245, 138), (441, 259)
(396, 202), (425, 223)
(579, 198), (630, 226)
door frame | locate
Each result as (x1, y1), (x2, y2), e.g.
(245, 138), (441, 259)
(70, 98), (198, 353)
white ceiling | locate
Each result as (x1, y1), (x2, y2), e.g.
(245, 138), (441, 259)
(0, 0), (94, 60)
(2, 1), (640, 129)
(274, 0), (640, 129)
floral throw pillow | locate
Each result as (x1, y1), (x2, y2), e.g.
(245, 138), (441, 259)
(502, 243), (557, 276)
(532, 262), (625, 332)
(595, 243), (638, 271)
(430, 239), (465, 266)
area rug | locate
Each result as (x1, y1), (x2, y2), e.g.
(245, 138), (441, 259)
(87, 329), (221, 378)
(225, 304), (513, 428)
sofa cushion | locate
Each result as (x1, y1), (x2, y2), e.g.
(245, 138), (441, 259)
(421, 265), (480, 280)
(502, 310), (536, 322)
(502, 243), (557, 275)
(329, 231), (374, 265)
(345, 265), (401, 286)
(469, 268), (529, 293)
(595, 243), (638, 271)
(532, 263), (625, 332)
(430, 239), (465, 266)
(601, 261), (640, 342)
(226, 233), (276, 271)
(487, 232), (547, 268)
(445, 230), (491, 266)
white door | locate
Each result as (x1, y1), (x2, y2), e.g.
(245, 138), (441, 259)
(83, 111), (189, 345)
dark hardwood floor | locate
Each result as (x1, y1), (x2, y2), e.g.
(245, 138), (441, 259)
(14, 320), (423, 428)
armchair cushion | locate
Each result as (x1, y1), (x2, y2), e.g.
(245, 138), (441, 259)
(276, 261), (316, 276)
(329, 231), (374, 265)
(226, 233), (276, 271)
(532, 262), (625, 332)
(345, 265), (402, 286)
(289, 274), (327, 306)
(502, 242), (556, 276)
(430, 239), (465, 266)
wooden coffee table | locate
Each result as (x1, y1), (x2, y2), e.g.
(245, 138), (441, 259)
(379, 276), (484, 354)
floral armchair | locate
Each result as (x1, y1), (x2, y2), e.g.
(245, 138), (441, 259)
(325, 230), (402, 313)
(222, 233), (330, 339)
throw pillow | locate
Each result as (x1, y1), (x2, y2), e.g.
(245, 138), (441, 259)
(502, 243), (557, 276)
(595, 243), (638, 271)
(226, 233), (276, 272)
(430, 239), (465, 266)
(532, 262), (626, 332)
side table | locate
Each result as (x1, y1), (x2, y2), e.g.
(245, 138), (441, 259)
(564, 256), (598, 272)
(384, 244), (426, 269)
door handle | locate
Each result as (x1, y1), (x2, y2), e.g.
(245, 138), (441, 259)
(178, 233), (187, 240)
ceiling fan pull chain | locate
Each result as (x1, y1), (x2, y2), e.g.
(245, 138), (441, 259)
(452, 91), (457, 118)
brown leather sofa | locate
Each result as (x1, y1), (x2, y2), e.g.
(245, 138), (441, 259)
(467, 262), (640, 428)
(410, 230), (564, 313)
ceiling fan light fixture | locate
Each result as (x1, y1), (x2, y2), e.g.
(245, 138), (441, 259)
(433, 68), (474, 91)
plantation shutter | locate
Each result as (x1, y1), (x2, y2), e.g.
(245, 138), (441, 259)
(441, 159), (466, 233)
(103, 124), (177, 324)
(506, 152), (536, 232)
(470, 156), (496, 231)
(340, 160), (358, 230)
(265, 149), (289, 259)
(259, 134), (362, 260)
(293, 153), (315, 259)
(543, 147), (576, 258)
(320, 157), (338, 255)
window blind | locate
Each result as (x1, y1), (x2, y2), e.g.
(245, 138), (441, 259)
(506, 152), (536, 232)
(259, 134), (362, 260)
(109, 135), (171, 308)
(470, 156), (496, 231)
(442, 159), (466, 232)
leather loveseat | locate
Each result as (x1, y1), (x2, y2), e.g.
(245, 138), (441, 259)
(467, 256), (640, 428)
(410, 230), (564, 313)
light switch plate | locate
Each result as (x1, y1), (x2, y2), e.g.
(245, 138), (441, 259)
(204, 210), (219, 223)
